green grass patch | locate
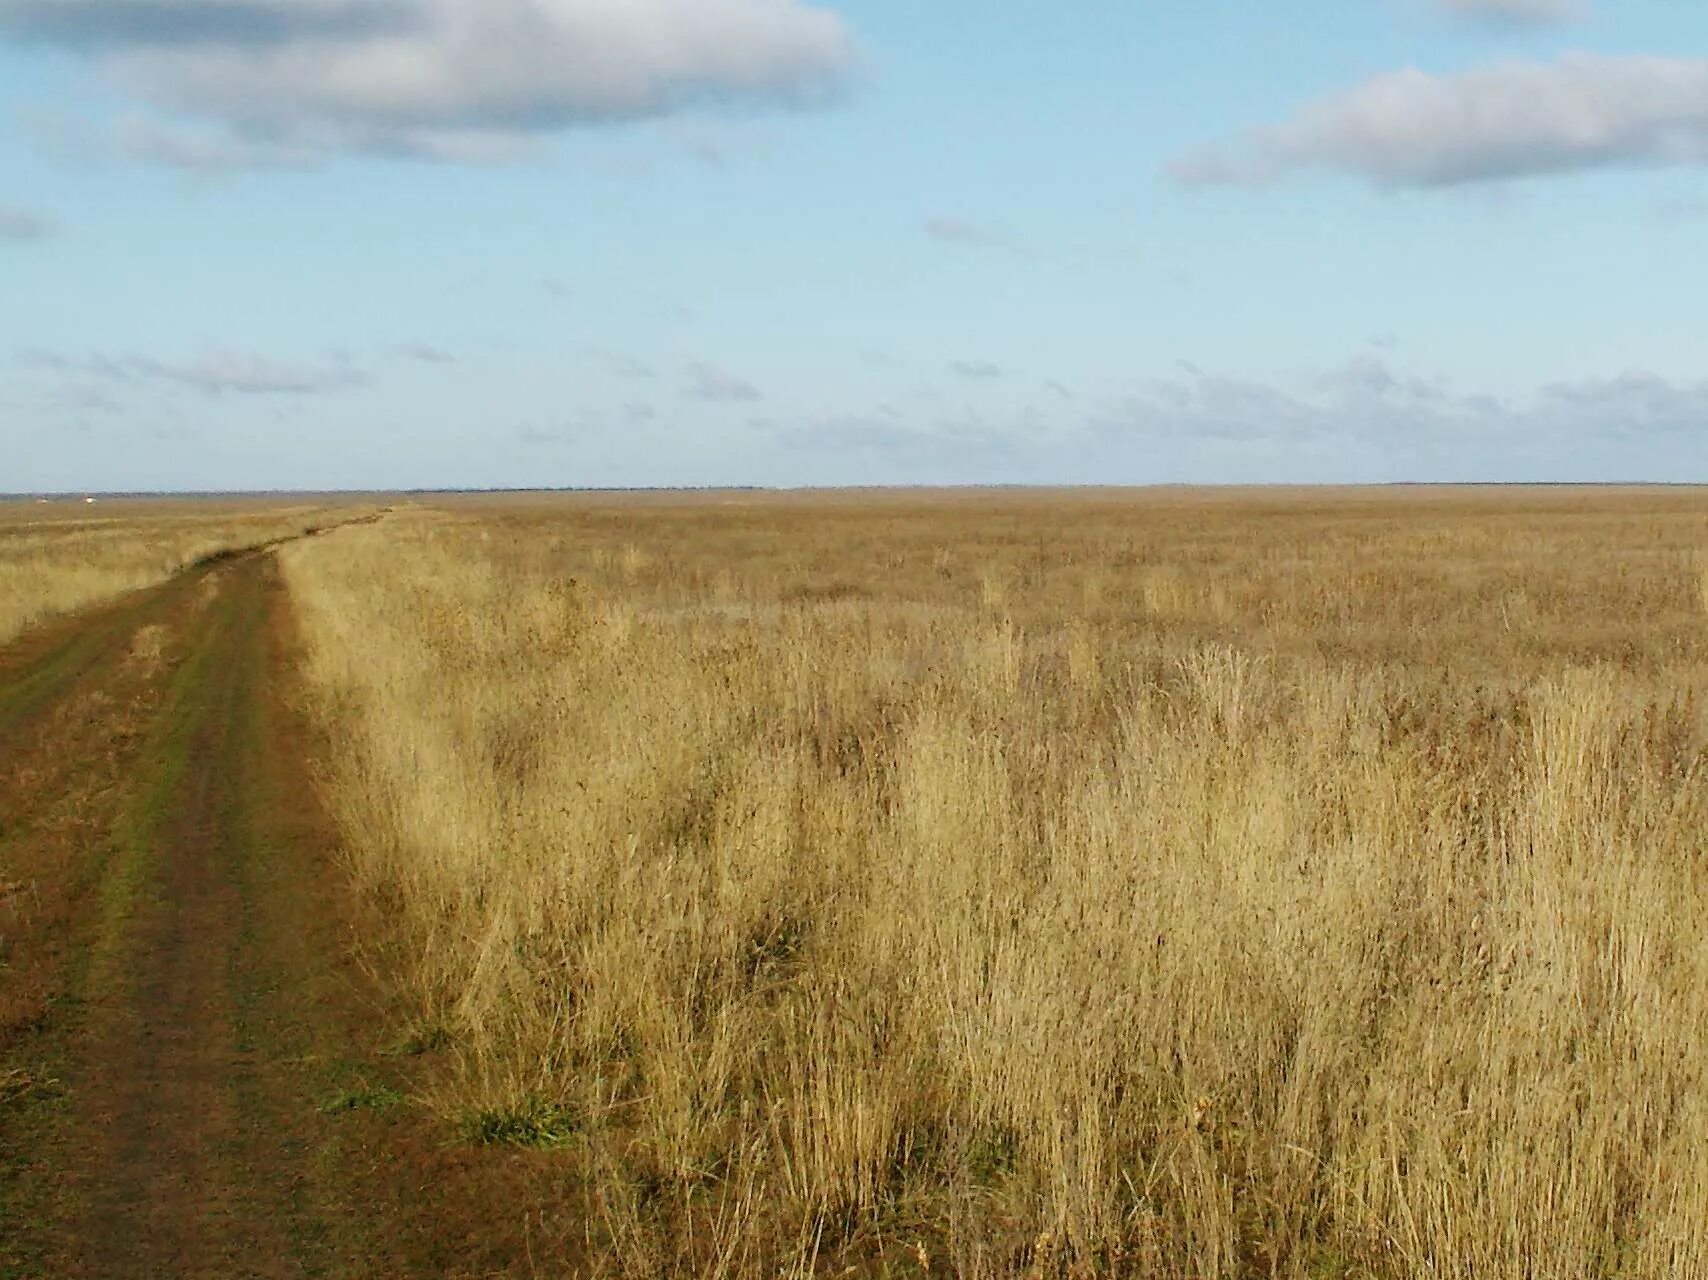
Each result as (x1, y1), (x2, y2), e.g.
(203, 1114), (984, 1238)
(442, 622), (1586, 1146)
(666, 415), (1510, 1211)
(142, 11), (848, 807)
(384, 1022), (453, 1058)
(961, 1123), (1020, 1184)
(318, 1083), (404, 1115)
(461, 1099), (579, 1149)
(0, 1065), (66, 1108)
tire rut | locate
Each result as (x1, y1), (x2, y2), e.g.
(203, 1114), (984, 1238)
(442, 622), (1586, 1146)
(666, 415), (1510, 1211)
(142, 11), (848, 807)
(71, 556), (313, 1279)
(0, 511), (388, 749)
(0, 568), (218, 748)
(4, 527), (578, 1280)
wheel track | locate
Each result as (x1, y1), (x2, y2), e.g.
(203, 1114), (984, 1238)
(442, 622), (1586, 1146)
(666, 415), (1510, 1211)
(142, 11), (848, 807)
(72, 556), (314, 1278)
(2, 525), (584, 1280)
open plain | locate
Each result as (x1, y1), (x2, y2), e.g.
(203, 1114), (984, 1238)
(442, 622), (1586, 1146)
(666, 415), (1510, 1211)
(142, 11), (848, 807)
(4, 487), (1708, 1278)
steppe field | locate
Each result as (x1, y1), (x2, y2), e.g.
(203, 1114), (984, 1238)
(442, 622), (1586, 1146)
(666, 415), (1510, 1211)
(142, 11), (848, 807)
(5, 486), (1708, 1278)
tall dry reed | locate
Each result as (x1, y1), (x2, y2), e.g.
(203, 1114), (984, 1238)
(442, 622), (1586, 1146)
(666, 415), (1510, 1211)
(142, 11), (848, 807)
(281, 489), (1708, 1277)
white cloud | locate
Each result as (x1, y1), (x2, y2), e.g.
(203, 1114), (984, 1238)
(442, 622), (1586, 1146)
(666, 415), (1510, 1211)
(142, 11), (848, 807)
(683, 361), (761, 403)
(0, 202), (56, 239)
(922, 216), (1019, 253)
(397, 340), (453, 364)
(112, 113), (320, 171)
(1087, 358), (1708, 463)
(19, 346), (369, 394)
(140, 349), (371, 393)
(1173, 54), (1708, 188)
(759, 356), (1708, 483)
(0, 1), (409, 47)
(1439, 0), (1582, 25)
(950, 360), (1004, 379)
(1, 0), (857, 163)
(1537, 371), (1708, 437)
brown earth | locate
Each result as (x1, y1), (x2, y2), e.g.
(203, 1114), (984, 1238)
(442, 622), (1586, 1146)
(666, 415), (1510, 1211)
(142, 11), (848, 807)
(0, 551), (589, 1279)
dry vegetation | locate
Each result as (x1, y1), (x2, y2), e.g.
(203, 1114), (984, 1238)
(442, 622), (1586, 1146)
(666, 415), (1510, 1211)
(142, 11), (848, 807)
(279, 488), (1708, 1278)
(0, 499), (363, 646)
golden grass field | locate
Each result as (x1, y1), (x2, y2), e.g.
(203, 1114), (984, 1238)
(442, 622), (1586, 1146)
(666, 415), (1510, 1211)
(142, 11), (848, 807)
(275, 487), (1708, 1274)
(0, 498), (361, 647)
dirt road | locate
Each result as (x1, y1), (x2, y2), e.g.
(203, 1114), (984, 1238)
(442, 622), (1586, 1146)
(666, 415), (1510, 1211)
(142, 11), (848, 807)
(0, 551), (582, 1279)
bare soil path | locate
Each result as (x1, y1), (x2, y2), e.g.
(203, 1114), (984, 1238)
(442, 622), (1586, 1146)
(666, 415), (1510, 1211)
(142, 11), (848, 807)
(1, 551), (584, 1279)
(72, 557), (319, 1277)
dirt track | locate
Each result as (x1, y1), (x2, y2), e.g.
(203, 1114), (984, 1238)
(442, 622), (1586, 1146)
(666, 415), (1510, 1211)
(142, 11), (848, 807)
(0, 550), (584, 1279)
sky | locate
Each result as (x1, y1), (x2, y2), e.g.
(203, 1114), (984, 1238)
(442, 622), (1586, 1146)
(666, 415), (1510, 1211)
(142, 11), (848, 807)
(3, 0), (1708, 491)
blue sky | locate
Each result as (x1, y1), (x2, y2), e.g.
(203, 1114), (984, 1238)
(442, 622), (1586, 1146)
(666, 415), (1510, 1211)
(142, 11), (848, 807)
(3, 0), (1708, 490)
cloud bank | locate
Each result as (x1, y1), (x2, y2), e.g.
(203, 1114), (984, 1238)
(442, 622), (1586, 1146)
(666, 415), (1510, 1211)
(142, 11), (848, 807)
(771, 355), (1708, 483)
(0, 0), (409, 47)
(1086, 358), (1708, 472)
(1174, 54), (1708, 187)
(0, 0), (857, 162)
(19, 346), (369, 394)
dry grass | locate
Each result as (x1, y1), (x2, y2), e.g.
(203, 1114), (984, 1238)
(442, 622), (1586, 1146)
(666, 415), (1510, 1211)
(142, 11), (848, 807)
(0, 498), (368, 646)
(280, 487), (1708, 1277)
